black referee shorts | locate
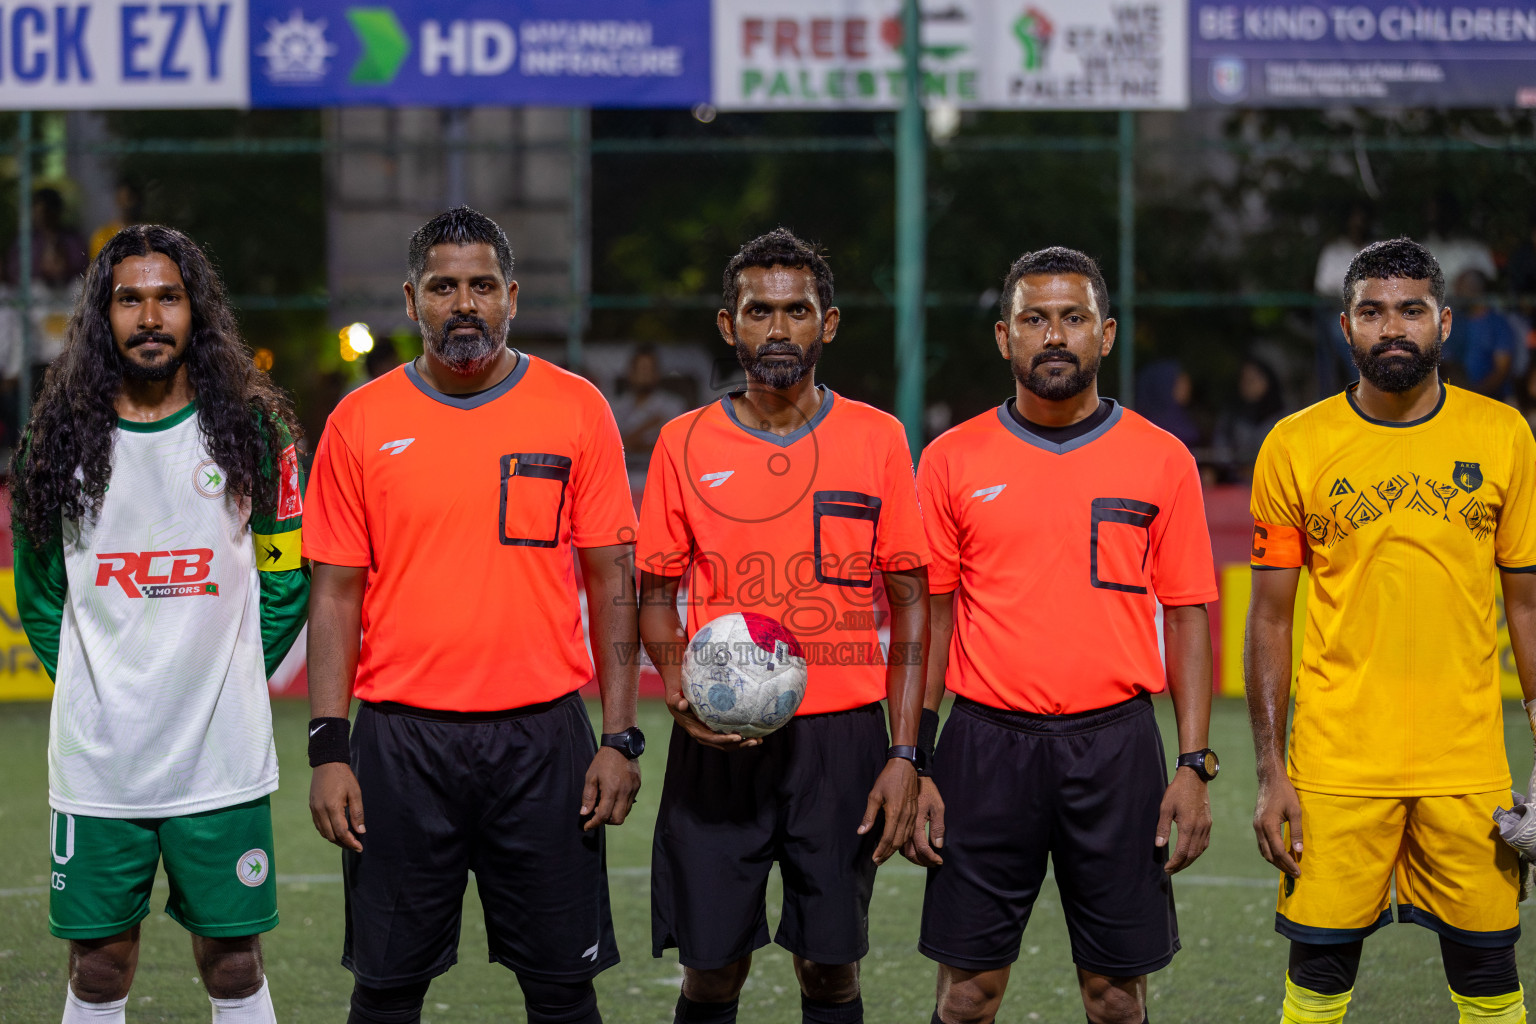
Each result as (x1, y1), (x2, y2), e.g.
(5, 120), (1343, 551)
(341, 693), (619, 987)
(919, 693), (1179, 978)
(651, 702), (887, 970)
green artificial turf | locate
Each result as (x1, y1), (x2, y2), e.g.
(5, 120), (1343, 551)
(1, 697), (1532, 1022)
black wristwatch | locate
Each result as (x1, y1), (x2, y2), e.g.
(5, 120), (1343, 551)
(887, 744), (927, 773)
(600, 727), (646, 760)
(1177, 748), (1220, 782)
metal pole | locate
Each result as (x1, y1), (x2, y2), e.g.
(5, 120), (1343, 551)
(1116, 110), (1135, 410)
(566, 108), (587, 371)
(894, 0), (926, 455)
(17, 111), (34, 433)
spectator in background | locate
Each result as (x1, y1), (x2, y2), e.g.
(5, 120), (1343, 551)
(610, 343), (685, 489)
(1424, 191), (1497, 288)
(1313, 201), (1371, 395)
(1443, 269), (1517, 398)
(1212, 356), (1286, 483)
(1505, 212), (1536, 300)
(1136, 358), (1202, 451)
(364, 336), (403, 380)
(88, 180), (145, 258)
(6, 188), (88, 288)
(1518, 361), (1536, 435)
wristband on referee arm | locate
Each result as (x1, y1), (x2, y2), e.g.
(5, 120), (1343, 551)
(308, 717), (351, 768)
(917, 708), (940, 778)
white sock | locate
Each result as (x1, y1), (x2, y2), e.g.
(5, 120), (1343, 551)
(209, 977), (276, 1023)
(62, 988), (127, 1023)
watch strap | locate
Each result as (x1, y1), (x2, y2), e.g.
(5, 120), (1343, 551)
(887, 744), (924, 771)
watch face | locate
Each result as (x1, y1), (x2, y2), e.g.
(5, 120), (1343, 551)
(1203, 752), (1219, 777)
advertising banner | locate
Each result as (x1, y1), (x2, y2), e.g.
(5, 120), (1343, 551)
(977, 0), (1187, 108)
(711, 0), (1187, 110)
(1191, 2), (1536, 107)
(0, 0), (249, 109)
(248, 0), (711, 108)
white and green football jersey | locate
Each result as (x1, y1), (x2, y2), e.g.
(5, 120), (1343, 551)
(15, 402), (308, 818)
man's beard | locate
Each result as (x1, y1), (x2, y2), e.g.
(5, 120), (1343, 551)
(427, 314), (508, 374)
(737, 334), (823, 390)
(1352, 337), (1442, 393)
(1014, 346), (1099, 401)
(118, 330), (184, 382)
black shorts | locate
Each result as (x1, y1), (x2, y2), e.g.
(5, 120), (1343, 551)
(342, 693), (619, 987)
(651, 702), (887, 970)
(919, 693), (1179, 977)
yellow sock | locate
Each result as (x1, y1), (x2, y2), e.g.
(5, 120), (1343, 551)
(1283, 975), (1353, 1024)
(1450, 986), (1526, 1024)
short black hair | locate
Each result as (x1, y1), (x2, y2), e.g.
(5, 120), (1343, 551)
(1342, 237), (1444, 311)
(999, 247), (1110, 322)
(408, 206), (514, 287)
(722, 228), (834, 315)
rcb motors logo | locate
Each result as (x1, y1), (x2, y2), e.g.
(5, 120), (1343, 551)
(1012, 7), (1054, 71)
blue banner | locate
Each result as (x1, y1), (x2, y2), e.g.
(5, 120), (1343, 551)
(1191, 3), (1536, 106)
(249, 0), (710, 107)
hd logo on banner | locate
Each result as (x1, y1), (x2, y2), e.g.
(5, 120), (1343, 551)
(248, 0), (710, 107)
(711, 0), (1187, 110)
(0, 0), (248, 108)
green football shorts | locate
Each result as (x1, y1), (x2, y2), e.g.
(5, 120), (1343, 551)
(47, 796), (278, 940)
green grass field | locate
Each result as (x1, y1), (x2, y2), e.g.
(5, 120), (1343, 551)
(1, 697), (1533, 1023)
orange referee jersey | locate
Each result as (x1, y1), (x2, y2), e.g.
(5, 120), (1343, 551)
(303, 355), (638, 712)
(917, 401), (1218, 715)
(637, 388), (929, 715)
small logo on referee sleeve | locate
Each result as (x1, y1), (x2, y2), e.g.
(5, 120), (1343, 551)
(582, 941), (599, 961)
(237, 849), (270, 887)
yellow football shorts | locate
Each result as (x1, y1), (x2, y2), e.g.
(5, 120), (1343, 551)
(1275, 789), (1520, 944)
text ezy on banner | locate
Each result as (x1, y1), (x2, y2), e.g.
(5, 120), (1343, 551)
(0, 0), (248, 108)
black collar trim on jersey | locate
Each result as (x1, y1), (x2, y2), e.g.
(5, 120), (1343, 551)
(1344, 382), (1446, 428)
(405, 349), (528, 410)
(995, 398), (1123, 454)
(719, 386), (834, 448)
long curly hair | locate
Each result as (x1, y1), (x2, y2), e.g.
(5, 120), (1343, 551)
(10, 225), (300, 547)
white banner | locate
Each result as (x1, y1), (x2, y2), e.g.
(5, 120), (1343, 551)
(711, 0), (1187, 110)
(0, 0), (249, 109)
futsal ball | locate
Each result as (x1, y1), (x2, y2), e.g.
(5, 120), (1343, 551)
(682, 612), (808, 738)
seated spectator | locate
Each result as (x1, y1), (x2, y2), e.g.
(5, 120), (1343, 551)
(1313, 201), (1371, 395)
(611, 343), (686, 488)
(1135, 359), (1202, 450)
(1443, 269), (1517, 398)
(6, 188), (88, 289)
(1424, 191), (1497, 289)
(88, 179), (145, 258)
(1212, 357), (1286, 483)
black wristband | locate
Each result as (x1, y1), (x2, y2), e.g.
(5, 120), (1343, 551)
(307, 717), (351, 768)
(917, 708), (940, 778)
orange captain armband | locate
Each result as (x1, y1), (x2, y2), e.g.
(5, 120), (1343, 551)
(1250, 521), (1304, 569)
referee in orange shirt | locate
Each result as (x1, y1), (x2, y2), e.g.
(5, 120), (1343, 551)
(911, 247), (1218, 1024)
(303, 208), (643, 1024)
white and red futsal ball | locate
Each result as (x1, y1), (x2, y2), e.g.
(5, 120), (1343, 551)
(682, 612), (808, 738)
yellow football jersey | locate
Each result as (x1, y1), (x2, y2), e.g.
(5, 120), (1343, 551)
(1251, 384), (1536, 796)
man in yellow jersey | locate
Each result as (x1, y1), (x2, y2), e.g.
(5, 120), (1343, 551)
(1245, 237), (1536, 1024)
